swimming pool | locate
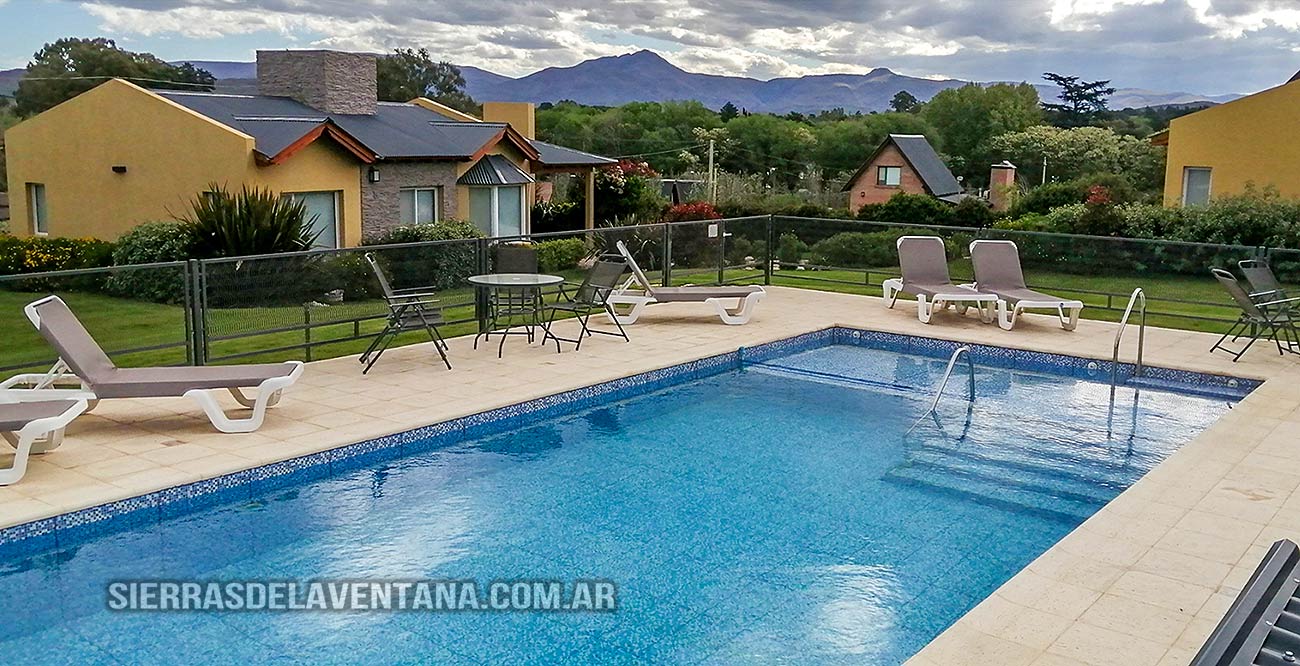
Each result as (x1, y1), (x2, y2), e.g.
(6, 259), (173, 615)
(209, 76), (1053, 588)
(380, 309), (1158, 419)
(0, 330), (1247, 665)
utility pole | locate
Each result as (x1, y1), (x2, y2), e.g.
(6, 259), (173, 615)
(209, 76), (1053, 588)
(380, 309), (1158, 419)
(708, 139), (717, 203)
(1042, 154), (1048, 185)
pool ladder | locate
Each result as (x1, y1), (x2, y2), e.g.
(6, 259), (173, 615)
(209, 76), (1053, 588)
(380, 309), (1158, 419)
(907, 346), (975, 434)
(1110, 288), (1146, 387)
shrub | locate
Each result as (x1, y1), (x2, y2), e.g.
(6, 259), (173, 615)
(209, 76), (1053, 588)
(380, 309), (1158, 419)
(810, 228), (951, 269)
(363, 219), (484, 292)
(951, 197), (995, 228)
(776, 232), (808, 264)
(531, 200), (582, 233)
(535, 237), (589, 272)
(1007, 181), (1087, 218)
(0, 235), (113, 275)
(103, 221), (196, 303)
(184, 184), (319, 258)
(662, 201), (722, 223)
(856, 192), (955, 225)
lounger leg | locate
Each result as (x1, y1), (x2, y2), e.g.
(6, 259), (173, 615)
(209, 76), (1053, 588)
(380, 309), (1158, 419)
(883, 281), (902, 309)
(0, 401), (87, 485)
(709, 292), (763, 325)
(606, 298), (649, 325)
(995, 301), (1016, 331)
(187, 364), (303, 434)
(916, 296), (934, 324)
(1062, 306), (1081, 331)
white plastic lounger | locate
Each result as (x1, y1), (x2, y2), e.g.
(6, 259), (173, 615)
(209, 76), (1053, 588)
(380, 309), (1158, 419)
(609, 240), (765, 325)
(0, 399), (88, 485)
(13, 296), (303, 433)
(883, 236), (996, 324)
(968, 240), (1083, 331)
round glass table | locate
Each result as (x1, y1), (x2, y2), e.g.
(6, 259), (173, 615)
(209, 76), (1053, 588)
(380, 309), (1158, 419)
(468, 273), (565, 356)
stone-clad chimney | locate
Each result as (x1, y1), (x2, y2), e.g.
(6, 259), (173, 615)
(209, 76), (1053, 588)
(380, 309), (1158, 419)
(256, 50), (377, 115)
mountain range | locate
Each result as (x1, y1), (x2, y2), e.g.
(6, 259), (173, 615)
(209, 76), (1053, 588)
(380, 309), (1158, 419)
(1, 50), (1242, 113)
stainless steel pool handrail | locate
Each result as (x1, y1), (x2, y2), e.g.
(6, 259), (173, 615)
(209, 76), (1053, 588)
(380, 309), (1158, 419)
(1110, 288), (1147, 386)
(908, 346), (976, 435)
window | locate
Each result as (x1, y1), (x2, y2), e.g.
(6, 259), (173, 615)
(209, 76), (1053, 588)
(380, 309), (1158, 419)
(877, 166), (902, 187)
(27, 183), (48, 235)
(283, 191), (340, 248)
(468, 185), (526, 237)
(1182, 167), (1212, 206)
(399, 188), (440, 225)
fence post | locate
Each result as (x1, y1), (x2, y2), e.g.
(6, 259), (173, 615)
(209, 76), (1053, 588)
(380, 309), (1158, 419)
(474, 238), (490, 333)
(182, 261), (195, 366)
(303, 304), (313, 362)
(661, 224), (673, 288)
(188, 259), (208, 366)
(717, 219), (727, 285)
(764, 215), (774, 286)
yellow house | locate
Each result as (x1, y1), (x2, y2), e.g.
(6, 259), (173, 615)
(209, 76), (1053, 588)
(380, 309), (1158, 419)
(1157, 75), (1300, 206)
(4, 49), (613, 246)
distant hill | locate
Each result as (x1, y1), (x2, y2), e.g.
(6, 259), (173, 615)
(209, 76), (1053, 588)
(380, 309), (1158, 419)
(3, 51), (1241, 113)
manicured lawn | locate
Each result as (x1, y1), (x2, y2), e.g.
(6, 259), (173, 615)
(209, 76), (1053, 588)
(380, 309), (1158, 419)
(0, 263), (1246, 373)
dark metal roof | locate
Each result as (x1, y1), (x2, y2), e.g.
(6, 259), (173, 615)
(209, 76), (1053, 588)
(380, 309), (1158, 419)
(842, 134), (962, 197)
(528, 139), (616, 167)
(458, 154), (534, 186)
(1191, 539), (1300, 666)
(154, 91), (598, 166)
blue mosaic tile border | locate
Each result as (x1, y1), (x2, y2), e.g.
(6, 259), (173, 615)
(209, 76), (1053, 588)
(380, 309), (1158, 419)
(0, 326), (1257, 560)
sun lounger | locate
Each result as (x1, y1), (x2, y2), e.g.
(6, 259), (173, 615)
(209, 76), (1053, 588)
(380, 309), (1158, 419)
(609, 240), (764, 325)
(16, 296), (302, 433)
(0, 399), (88, 484)
(1210, 268), (1300, 361)
(968, 240), (1083, 331)
(883, 236), (996, 324)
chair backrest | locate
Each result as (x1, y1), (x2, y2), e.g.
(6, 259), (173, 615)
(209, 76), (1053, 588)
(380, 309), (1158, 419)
(1239, 259), (1284, 296)
(896, 236), (952, 286)
(495, 244), (539, 274)
(364, 252), (398, 300)
(970, 240), (1027, 290)
(1212, 268), (1266, 319)
(575, 259), (630, 305)
(26, 296), (117, 386)
(614, 241), (656, 292)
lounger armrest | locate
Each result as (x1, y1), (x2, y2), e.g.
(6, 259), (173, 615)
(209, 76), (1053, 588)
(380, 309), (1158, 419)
(1257, 296), (1300, 308)
(1250, 288), (1286, 299)
(389, 297), (441, 308)
(389, 288), (440, 298)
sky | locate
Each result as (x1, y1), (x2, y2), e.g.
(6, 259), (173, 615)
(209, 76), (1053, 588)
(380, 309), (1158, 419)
(1, 0), (1298, 95)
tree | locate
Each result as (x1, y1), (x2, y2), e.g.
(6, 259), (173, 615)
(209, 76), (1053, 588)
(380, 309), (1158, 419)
(719, 101), (739, 122)
(889, 90), (920, 113)
(987, 125), (1166, 193)
(812, 113), (935, 178)
(718, 114), (816, 189)
(921, 83), (1042, 185)
(376, 48), (477, 114)
(14, 37), (214, 117)
(1042, 72), (1116, 128)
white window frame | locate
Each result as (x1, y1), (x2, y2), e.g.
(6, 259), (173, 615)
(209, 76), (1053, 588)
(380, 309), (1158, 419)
(471, 185), (527, 238)
(399, 187), (441, 225)
(1181, 167), (1212, 206)
(877, 166), (902, 187)
(283, 191), (341, 249)
(28, 183), (48, 235)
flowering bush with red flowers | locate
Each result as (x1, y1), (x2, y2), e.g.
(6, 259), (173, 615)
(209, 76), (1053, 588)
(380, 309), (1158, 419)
(662, 201), (722, 223)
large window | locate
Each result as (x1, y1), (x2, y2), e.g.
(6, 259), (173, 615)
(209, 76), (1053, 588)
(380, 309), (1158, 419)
(1182, 167), (1212, 206)
(27, 183), (48, 235)
(877, 166), (902, 187)
(284, 191), (340, 248)
(399, 187), (440, 225)
(468, 186), (525, 238)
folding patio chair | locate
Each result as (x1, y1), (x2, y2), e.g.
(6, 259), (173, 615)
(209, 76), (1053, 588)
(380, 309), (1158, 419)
(1209, 268), (1300, 362)
(361, 253), (452, 374)
(540, 258), (631, 352)
(1239, 258), (1288, 301)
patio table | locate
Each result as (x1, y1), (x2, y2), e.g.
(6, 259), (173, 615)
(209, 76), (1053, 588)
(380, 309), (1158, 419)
(468, 273), (565, 357)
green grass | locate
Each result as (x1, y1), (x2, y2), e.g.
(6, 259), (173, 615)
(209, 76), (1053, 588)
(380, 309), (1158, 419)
(0, 263), (1248, 373)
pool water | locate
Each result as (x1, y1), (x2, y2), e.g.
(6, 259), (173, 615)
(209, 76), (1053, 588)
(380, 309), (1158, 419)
(1, 344), (1231, 665)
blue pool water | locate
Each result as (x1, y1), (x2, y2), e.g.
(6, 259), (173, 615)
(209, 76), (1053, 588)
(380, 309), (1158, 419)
(1, 343), (1233, 665)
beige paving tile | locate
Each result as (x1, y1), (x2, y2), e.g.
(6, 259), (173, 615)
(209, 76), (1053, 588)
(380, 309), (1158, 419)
(1047, 623), (1170, 666)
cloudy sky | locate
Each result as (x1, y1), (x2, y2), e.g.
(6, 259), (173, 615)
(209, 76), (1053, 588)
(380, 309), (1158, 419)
(1, 0), (1298, 94)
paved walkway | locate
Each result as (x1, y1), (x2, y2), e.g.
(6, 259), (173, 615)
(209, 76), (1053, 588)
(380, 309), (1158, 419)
(4, 286), (1298, 666)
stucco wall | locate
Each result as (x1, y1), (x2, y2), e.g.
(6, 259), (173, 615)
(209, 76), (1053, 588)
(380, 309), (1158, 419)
(1163, 81), (1300, 205)
(4, 79), (364, 246)
(847, 144), (925, 214)
(360, 162), (460, 240)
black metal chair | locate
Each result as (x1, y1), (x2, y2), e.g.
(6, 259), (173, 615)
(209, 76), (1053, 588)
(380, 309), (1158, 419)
(540, 258), (631, 352)
(475, 243), (543, 353)
(1210, 267), (1300, 362)
(360, 252), (452, 374)
(1239, 258), (1289, 302)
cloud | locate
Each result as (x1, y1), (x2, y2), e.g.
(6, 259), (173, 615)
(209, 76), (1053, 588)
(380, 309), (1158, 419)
(72, 0), (1300, 94)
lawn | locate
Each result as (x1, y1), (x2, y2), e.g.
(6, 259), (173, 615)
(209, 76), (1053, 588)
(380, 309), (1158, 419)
(0, 263), (1244, 373)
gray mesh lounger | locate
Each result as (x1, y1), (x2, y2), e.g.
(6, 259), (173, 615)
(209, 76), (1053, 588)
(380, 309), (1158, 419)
(609, 240), (765, 325)
(883, 236), (996, 324)
(0, 398), (88, 484)
(967, 240), (1084, 331)
(17, 296), (303, 433)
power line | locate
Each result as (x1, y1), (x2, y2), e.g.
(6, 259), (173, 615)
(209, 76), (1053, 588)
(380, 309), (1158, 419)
(614, 143), (706, 159)
(19, 75), (214, 88)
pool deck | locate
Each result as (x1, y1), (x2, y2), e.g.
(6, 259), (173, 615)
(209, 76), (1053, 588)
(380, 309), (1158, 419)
(4, 285), (1299, 666)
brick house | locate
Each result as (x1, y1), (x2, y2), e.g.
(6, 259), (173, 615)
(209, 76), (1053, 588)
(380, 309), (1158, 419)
(842, 134), (964, 214)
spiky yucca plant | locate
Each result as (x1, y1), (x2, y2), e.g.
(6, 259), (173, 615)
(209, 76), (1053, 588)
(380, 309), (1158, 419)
(183, 184), (321, 257)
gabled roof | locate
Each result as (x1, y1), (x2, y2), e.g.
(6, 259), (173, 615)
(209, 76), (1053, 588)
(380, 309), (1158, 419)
(529, 140), (616, 168)
(459, 154), (535, 186)
(152, 91), (541, 164)
(842, 134), (962, 197)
